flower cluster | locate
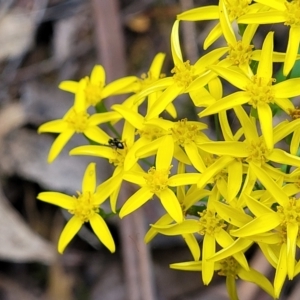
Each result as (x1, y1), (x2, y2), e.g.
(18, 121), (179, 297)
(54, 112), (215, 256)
(37, 0), (300, 299)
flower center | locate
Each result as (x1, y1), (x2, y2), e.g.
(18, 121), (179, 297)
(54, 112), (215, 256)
(172, 118), (207, 146)
(224, 0), (252, 19)
(246, 75), (275, 108)
(171, 60), (195, 89)
(65, 109), (89, 132)
(227, 41), (254, 66)
(289, 107), (300, 119)
(109, 148), (127, 167)
(137, 124), (166, 141)
(218, 257), (240, 278)
(198, 209), (226, 236)
(69, 191), (99, 223)
(144, 166), (171, 194)
(84, 77), (103, 106)
(246, 138), (270, 165)
(277, 197), (300, 228)
(285, 0), (300, 27)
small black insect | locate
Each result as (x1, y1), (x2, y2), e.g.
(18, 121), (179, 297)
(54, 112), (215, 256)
(108, 138), (125, 149)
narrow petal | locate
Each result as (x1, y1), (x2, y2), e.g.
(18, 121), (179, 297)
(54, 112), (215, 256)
(37, 192), (74, 209)
(70, 145), (114, 160)
(227, 159), (243, 201)
(208, 238), (253, 262)
(170, 261), (202, 271)
(95, 172), (123, 208)
(144, 214), (174, 243)
(197, 141), (248, 157)
(38, 120), (68, 133)
(58, 216), (82, 253)
(90, 65), (105, 87)
(199, 92), (250, 117)
(123, 170), (147, 186)
(183, 233), (201, 261)
(238, 268), (275, 298)
(159, 188), (183, 223)
(149, 53), (166, 78)
(202, 234), (215, 285)
(284, 27), (300, 76)
(226, 276), (238, 300)
(274, 244), (287, 299)
(82, 162), (96, 193)
(112, 104), (144, 129)
(119, 187), (153, 218)
(59, 80), (78, 93)
(257, 32), (274, 79)
(197, 156), (234, 189)
(146, 84), (183, 119)
(244, 194), (274, 217)
(250, 162), (290, 205)
(171, 20), (183, 66)
(168, 173), (200, 186)
(287, 222), (298, 279)
(208, 66), (250, 90)
(268, 148), (300, 169)
(177, 6), (219, 21)
(151, 220), (200, 235)
(84, 126), (110, 145)
(48, 129), (74, 163)
(90, 214), (115, 253)
(102, 76), (138, 98)
(257, 103), (273, 150)
(273, 78), (300, 98)
(194, 47), (228, 73)
(230, 213), (281, 237)
(234, 106), (259, 141)
(213, 201), (252, 228)
(89, 112), (122, 125)
(156, 135), (174, 169)
(219, 0), (236, 45)
(238, 11), (286, 24)
(204, 23), (223, 50)
(185, 143), (206, 173)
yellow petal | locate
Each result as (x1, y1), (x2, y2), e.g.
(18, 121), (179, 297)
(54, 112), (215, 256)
(159, 188), (183, 223)
(59, 80), (78, 93)
(58, 216), (82, 253)
(90, 65), (105, 87)
(48, 129), (74, 163)
(37, 192), (74, 209)
(119, 187), (153, 218)
(284, 27), (300, 76)
(257, 31), (274, 79)
(38, 120), (68, 133)
(230, 213), (281, 237)
(84, 126), (110, 145)
(82, 162), (96, 193)
(90, 214), (115, 253)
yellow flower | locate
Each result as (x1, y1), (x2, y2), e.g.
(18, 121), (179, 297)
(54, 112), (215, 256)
(238, 0), (300, 75)
(37, 163), (115, 254)
(200, 32), (300, 150)
(38, 79), (111, 163)
(119, 135), (183, 223)
(70, 120), (145, 212)
(170, 255), (275, 299)
(218, 0), (291, 76)
(152, 186), (245, 285)
(145, 163), (211, 261)
(136, 20), (227, 119)
(59, 65), (138, 107)
(177, 0), (264, 49)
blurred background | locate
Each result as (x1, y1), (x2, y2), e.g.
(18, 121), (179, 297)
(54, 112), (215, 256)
(0, 0), (296, 299)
